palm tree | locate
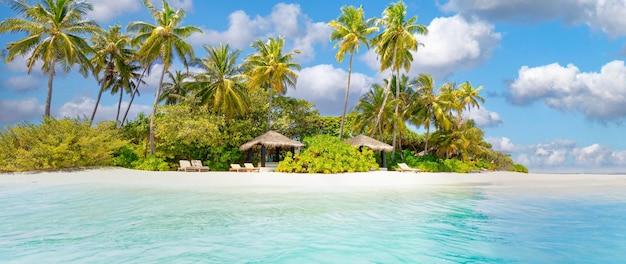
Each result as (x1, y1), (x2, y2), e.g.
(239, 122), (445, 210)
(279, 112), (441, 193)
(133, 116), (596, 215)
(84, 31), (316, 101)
(328, 5), (378, 139)
(159, 70), (191, 105)
(245, 36), (301, 131)
(371, 1), (428, 159)
(457, 81), (485, 126)
(89, 23), (135, 125)
(410, 74), (452, 155)
(121, 63), (150, 127)
(189, 44), (249, 118)
(110, 63), (143, 126)
(0, 0), (102, 117)
(127, 0), (202, 155)
(352, 83), (396, 139)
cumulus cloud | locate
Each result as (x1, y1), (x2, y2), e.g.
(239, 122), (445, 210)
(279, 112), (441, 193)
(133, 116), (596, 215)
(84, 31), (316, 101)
(58, 97), (152, 123)
(440, 0), (626, 38)
(3, 75), (43, 93)
(507, 60), (626, 123)
(88, 0), (142, 22)
(361, 15), (500, 80)
(486, 137), (518, 152)
(0, 98), (44, 124)
(464, 106), (502, 127)
(286, 64), (374, 115)
(188, 3), (330, 63)
(487, 137), (626, 173)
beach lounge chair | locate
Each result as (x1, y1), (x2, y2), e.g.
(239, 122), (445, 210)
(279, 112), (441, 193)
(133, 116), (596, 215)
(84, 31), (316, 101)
(244, 163), (260, 172)
(191, 160), (210, 172)
(397, 163), (421, 173)
(230, 164), (245, 172)
(178, 160), (199, 172)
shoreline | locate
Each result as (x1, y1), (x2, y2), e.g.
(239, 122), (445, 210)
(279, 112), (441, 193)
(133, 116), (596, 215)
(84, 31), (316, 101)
(2, 167), (626, 189)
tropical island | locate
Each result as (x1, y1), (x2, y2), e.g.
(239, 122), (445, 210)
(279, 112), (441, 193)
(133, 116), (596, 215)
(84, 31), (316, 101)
(0, 0), (527, 174)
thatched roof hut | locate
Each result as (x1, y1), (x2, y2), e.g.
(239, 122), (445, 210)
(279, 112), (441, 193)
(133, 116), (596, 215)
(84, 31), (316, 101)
(344, 134), (393, 152)
(240, 130), (304, 167)
(239, 130), (304, 151)
(345, 134), (393, 168)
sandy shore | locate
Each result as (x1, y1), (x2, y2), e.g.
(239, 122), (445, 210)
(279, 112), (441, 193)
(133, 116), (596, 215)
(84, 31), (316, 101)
(2, 167), (626, 189)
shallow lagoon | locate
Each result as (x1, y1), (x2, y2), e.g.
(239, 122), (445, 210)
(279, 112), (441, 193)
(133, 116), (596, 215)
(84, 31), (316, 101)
(1, 181), (626, 263)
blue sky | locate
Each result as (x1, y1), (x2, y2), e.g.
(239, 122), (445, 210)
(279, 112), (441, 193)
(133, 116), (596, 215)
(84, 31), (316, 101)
(1, 0), (626, 173)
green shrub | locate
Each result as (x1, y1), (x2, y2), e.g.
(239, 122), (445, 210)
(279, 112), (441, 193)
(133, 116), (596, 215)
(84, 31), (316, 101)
(511, 163), (529, 173)
(0, 118), (126, 172)
(132, 155), (170, 171)
(276, 134), (378, 173)
(441, 158), (472, 173)
(112, 145), (139, 168)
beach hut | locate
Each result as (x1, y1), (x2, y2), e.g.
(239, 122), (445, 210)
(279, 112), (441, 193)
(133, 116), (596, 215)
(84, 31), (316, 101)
(344, 134), (393, 168)
(239, 130), (305, 167)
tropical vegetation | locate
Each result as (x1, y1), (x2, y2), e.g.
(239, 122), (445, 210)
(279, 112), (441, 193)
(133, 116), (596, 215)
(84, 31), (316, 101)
(0, 0), (527, 174)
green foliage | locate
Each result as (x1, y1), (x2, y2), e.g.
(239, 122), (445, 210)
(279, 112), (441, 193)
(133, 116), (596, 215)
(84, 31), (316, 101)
(512, 164), (529, 173)
(440, 158), (472, 173)
(112, 146), (139, 168)
(131, 155), (171, 171)
(276, 134), (378, 173)
(204, 146), (244, 171)
(0, 118), (126, 172)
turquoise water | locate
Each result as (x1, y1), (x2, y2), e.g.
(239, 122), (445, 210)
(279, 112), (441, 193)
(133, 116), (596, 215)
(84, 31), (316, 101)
(1, 182), (626, 263)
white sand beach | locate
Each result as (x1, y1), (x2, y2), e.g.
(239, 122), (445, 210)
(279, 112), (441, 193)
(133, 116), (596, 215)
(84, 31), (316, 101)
(2, 167), (626, 189)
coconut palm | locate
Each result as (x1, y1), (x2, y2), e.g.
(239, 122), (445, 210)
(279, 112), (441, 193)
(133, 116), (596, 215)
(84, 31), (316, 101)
(159, 70), (191, 105)
(189, 44), (249, 118)
(127, 0), (202, 155)
(371, 1), (428, 159)
(410, 74), (452, 155)
(245, 36), (301, 131)
(352, 83), (396, 139)
(89, 23), (135, 125)
(328, 5), (378, 139)
(109, 63), (143, 126)
(457, 81), (485, 126)
(0, 0), (102, 117)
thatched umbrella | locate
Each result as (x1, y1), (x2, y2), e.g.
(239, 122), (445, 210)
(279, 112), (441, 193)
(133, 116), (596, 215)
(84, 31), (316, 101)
(344, 134), (393, 168)
(239, 130), (304, 167)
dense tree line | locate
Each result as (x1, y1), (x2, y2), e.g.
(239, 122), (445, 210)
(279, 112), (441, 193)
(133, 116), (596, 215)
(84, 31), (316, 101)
(0, 0), (526, 173)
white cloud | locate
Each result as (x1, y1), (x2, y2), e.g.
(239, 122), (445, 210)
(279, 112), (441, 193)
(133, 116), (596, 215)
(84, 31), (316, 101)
(440, 0), (626, 38)
(287, 64), (374, 115)
(3, 75), (43, 93)
(508, 60), (626, 122)
(188, 3), (330, 63)
(571, 144), (626, 166)
(486, 137), (517, 152)
(88, 0), (142, 22)
(58, 97), (151, 123)
(0, 98), (44, 123)
(489, 137), (626, 173)
(361, 15), (500, 80)
(189, 11), (267, 49)
(464, 106), (502, 127)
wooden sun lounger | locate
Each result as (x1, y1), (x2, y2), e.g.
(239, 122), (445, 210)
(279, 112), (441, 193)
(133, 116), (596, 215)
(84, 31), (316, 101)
(230, 164), (246, 172)
(244, 163), (260, 172)
(191, 160), (210, 172)
(178, 160), (199, 172)
(396, 163), (421, 173)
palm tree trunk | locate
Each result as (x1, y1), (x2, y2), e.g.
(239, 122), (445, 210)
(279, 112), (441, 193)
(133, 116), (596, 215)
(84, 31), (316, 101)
(267, 85), (273, 132)
(44, 56), (56, 117)
(424, 123), (430, 155)
(116, 89), (123, 125)
(150, 66), (167, 155)
(121, 67), (148, 126)
(371, 49), (397, 138)
(90, 81), (105, 126)
(392, 68), (401, 162)
(339, 52), (354, 139)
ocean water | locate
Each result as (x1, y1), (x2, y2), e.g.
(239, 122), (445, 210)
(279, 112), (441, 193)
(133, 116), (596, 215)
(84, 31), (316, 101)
(1, 182), (626, 263)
